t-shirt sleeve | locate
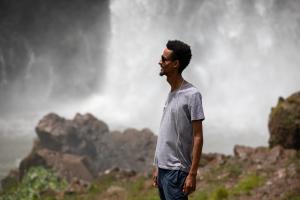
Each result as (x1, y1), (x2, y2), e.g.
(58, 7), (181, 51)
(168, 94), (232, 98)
(189, 92), (205, 121)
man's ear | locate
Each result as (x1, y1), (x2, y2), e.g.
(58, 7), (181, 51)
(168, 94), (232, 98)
(173, 60), (179, 70)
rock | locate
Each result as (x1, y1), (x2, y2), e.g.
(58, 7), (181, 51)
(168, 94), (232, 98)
(234, 145), (255, 160)
(20, 148), (95, 182)
(233, 145), (286, 165)
(109, 128), (157, 173)
(16, 113), (157, 183)
(19, 149), (47, 178)
(117, 169), (137, 179)
(283, 149), (297, 159)
(104, 167), (120, 175)
(65, 177), (90, 194)
(250, 147), (269, 164)
(103, 185), (127, 200)
(269, 91), (300, 149)
(0, 169), (19, 191)
(268, 145), (283, 163)
(199, 153), (228, 169)
(36, 113), (109, 157)
(275, 168), (286, 179)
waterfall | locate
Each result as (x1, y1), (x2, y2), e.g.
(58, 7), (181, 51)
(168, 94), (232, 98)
(77, 0), (300, 153)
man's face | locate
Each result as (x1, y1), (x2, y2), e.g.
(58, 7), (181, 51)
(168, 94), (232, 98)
(159, 48), (178, 76)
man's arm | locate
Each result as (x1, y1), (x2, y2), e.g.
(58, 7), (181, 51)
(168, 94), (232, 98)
(183, 120), (203, 194)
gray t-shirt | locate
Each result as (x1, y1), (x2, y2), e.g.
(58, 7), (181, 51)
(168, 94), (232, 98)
(154, 82), (205, 172)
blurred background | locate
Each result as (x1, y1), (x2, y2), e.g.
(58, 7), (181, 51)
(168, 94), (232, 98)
(0, 0), (300, 179)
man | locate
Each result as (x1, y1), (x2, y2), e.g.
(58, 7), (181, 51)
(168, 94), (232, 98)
(153, 40), (205, 200)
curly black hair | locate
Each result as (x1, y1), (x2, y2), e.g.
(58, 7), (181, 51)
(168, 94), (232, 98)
(166, 40), (192, 74)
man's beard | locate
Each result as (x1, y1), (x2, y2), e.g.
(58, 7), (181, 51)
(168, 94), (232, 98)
(159, 68), (165, 76)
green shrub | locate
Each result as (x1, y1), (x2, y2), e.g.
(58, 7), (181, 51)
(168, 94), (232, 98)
(0, 166), (67, 200)
(209, 187), (229, 200)
(232, 174), (263, 195)
(190, 190), (208, 200)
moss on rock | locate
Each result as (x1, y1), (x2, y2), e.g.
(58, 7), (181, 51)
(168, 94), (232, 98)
(269, 91), (300, 149)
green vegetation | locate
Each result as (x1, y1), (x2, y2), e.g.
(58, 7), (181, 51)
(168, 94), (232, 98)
(190, 174), (263, 200)
(0, 166), (269, 200)
(231, 174), (264, 195)
(0, 166), (67, 200)
(209, 187), (229, 200)
(203, 161), (242, 185)
(289, 197), (300, 200)
(190, 191), (208, 200)
(88, 172), (117, 194)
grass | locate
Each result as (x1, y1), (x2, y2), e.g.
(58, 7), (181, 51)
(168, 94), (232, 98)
(209, 187), (229, 200)
(189, 173), (264, 200)
(231, 174), (264, 195)
(190, 191), (208, 200)
(63, 174), (160, 200)
(203, 161), (242, 185)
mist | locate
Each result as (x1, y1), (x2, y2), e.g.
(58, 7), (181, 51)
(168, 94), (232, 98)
(78, 0), (300, 153)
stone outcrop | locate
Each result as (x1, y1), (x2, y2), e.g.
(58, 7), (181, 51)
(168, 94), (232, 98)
(269, 91), (300, 149)
(35, 113), (109, 157)
(20, 149), (95, 182)
(197, 145), (300, 200)
(233, 145), (294, 166)
(18, 113), (157, 183)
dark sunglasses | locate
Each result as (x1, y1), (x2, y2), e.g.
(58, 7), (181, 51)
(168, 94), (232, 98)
(161, 55), (173, 63)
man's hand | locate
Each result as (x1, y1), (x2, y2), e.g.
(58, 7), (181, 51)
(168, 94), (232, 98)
(152, 167), (158, 187)
(183, 174), (196, 195)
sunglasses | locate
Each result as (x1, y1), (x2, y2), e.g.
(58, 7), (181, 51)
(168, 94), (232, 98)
(161, 55), (173, 63)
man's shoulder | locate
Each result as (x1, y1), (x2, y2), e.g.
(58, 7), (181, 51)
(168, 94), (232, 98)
(182, 82), (202, 96)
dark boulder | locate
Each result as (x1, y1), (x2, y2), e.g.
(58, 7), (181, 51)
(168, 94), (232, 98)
(36, 113), (109, 157)
(17, 113), (157, 183)
(109, 128), (157, 172)
(268, 91), (300, 149)
(19, 149), (95, 182)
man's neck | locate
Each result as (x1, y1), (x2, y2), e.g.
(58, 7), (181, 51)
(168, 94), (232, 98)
(167, 74), (184, 92)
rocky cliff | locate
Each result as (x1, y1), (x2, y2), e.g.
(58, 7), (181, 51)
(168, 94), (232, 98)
(269, 91), (300, 149)
(14, 113), (157, 183)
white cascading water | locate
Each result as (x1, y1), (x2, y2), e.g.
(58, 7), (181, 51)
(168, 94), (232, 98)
(78, 0), (300, 153)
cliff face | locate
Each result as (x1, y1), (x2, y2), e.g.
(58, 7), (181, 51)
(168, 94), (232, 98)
(269, 91), (300, 149)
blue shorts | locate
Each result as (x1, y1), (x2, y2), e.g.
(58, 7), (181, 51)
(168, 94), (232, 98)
(157, 168), (188, 200)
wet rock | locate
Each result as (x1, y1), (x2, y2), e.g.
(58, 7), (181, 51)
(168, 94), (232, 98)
(269, 91), (300, 149)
